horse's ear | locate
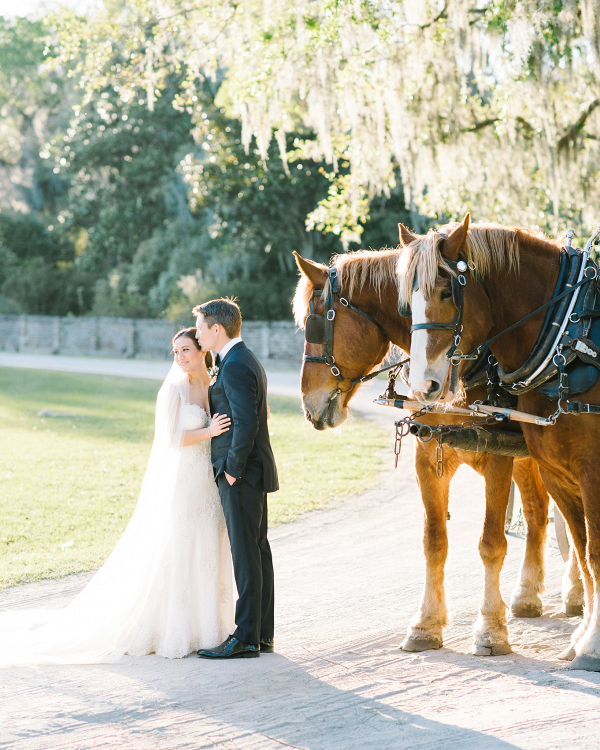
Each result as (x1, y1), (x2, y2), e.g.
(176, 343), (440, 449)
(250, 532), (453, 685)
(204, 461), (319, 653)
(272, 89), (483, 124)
(398, 223), (418, 247)
(442, 213), (470, 260)
(293, 251), (328, 287)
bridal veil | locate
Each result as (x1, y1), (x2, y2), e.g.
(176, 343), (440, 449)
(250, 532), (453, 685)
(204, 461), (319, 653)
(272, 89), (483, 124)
(0, 364), (196, 666)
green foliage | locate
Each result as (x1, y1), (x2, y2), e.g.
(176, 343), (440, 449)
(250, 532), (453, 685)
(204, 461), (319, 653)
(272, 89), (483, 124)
(48, 0), (600, 242)
(0, 213), (94, 316)
(59, 86), (196, 276)
(0, 14), (412, 321)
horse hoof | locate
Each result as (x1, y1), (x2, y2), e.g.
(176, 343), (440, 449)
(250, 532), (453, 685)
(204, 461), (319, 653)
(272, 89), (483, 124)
(401, 635), (442, 652)
(567, 654), (600, 672)
(564, 604), (584, 617)
(473, 643), (512, 656)
(558, 645), (576, 661)
(491, 643), (513, 656)
(511, 602), (543, 619)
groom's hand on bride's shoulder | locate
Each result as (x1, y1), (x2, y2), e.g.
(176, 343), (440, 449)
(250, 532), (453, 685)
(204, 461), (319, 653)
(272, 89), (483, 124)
(225, 472), (237, 486)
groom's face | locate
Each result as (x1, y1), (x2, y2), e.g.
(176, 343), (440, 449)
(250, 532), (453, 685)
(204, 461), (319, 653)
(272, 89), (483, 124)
(195, 314), (219, 351)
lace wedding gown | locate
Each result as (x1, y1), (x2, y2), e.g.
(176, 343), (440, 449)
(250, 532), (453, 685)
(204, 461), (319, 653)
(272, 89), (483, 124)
(0, 377), (234, 667)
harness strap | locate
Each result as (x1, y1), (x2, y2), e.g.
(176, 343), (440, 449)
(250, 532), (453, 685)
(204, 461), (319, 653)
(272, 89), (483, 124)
(304, 265), (397, 392)
(461, 271), (595, 360)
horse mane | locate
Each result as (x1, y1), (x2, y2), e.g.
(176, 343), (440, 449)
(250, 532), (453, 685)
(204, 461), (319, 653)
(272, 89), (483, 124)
(293, 248), (400, 328)
(397, 222), (560, 306)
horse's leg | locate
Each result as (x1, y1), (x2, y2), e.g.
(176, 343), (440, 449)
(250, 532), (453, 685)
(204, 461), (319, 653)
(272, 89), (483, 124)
(563, 543), (584, 617)
(509, 458), (548, 618)
(472, 454), (513, 656)
(401, 441), (458, 652)
(568, 471), (600, 671)
(536, 468), (591, 661)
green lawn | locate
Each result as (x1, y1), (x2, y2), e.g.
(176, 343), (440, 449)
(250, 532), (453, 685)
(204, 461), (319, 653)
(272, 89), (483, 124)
(0, 368), (387, 588)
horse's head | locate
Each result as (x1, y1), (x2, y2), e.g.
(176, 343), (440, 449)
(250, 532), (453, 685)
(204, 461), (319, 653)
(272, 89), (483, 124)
(399, 214), (493, 403)
(293, 251), (392, 429)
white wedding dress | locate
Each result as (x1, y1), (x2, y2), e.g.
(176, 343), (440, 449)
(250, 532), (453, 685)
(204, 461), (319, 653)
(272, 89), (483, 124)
(0, 367), (234, 667)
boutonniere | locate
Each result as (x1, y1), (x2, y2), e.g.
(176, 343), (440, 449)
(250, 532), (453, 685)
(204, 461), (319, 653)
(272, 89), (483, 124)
(208, 366), (219, 385)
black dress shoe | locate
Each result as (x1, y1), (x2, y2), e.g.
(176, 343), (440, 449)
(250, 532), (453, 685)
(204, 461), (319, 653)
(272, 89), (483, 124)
(260, 638), (274, 653)
(196, 635), (259, 659)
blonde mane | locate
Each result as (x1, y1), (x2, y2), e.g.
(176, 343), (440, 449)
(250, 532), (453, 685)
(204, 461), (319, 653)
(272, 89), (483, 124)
(293, 248), (400, 328)
(397, 223), (560, 307)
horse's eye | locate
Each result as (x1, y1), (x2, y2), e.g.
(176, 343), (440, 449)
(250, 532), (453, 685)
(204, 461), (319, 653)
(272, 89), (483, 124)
(440, 289), (453, 301)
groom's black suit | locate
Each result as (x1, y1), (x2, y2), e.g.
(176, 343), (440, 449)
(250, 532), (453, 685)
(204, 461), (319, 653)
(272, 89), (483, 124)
(209, 341), (278, 646)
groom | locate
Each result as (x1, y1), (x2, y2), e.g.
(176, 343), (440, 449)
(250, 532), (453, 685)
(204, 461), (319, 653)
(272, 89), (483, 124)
(194, 298), (278, 659)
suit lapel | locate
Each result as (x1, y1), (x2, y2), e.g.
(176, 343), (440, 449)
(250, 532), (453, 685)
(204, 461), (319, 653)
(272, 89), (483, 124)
(209, 342), (245, 407)
(220, 341), (246, 368)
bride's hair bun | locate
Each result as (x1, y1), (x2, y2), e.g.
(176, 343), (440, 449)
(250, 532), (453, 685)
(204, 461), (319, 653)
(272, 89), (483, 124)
(172, 328), (214, 369)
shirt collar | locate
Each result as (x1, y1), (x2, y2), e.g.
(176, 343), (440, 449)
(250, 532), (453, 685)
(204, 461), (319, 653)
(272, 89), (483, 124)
(217, 336), (243, 361)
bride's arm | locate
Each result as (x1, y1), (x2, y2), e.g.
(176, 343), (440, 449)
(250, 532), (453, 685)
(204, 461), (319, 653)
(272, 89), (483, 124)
(182, 413), (231, 447)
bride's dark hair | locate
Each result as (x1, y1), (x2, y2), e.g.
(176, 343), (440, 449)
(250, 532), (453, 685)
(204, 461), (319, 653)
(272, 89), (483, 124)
(172, 327), (214, 369)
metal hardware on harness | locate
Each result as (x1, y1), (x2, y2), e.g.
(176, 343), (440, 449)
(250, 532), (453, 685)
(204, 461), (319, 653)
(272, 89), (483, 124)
(436, 439), (444, 477)
(566, 229), (575, 249)
(393, 405), (433, 468)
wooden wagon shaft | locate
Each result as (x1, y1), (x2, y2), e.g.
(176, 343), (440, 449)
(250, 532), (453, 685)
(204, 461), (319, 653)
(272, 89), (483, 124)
(374, 397), (553, 426)
(469, 403), (553, 426)
(373, 398), (475, 417)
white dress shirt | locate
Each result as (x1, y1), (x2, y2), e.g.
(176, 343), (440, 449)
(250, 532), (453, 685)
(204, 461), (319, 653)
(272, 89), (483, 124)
(217, 336), (243, 361)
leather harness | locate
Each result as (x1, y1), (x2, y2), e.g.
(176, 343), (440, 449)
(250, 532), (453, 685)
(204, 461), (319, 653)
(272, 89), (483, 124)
(303, 266), (407, 394)
(410, 227), (600, 419)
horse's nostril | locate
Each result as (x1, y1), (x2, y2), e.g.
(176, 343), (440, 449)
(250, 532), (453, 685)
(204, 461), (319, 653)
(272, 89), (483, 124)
(427, 380), (441, 397)
(305, 409), (313, 422)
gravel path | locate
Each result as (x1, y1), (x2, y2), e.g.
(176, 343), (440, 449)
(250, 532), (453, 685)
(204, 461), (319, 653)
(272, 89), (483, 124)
(1, 354), (599, 749)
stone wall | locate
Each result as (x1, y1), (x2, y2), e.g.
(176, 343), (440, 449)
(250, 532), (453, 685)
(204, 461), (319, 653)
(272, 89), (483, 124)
(0, 315), (304, 363)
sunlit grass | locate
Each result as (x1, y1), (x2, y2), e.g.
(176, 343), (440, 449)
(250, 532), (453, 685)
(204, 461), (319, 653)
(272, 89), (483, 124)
(0, 368), (386, 588)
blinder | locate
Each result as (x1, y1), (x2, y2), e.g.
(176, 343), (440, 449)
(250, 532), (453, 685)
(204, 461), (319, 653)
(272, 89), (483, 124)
(303, 265), (395, 394)
(398, 265), (420, 318)
(305, 294), (327, 344)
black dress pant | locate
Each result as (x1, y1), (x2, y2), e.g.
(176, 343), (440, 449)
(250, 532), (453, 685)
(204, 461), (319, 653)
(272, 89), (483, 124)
(217, 474), (274, 645)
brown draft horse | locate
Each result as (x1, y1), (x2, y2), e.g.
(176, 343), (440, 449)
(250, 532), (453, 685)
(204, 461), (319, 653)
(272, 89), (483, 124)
(402, 214), (600, 669)
(293, 247), (577, 656)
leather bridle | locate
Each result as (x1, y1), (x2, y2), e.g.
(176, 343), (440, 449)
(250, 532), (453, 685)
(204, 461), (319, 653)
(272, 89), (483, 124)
(405, 254), (479, 392)
(303, 266), (405, 395)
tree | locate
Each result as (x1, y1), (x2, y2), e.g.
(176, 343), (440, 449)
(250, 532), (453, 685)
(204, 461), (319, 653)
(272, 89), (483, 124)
(52, 0), (600, 243)
(0, 16), (71, 215)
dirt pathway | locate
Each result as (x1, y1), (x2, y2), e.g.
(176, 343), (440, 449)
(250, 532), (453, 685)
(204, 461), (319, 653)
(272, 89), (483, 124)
(1, 356), (599, 749)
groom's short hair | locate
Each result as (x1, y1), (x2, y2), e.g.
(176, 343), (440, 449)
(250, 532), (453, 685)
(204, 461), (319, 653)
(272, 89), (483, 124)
(193, 298), (242, 338)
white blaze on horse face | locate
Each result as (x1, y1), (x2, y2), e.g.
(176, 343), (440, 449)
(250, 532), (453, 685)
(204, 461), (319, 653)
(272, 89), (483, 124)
(409, 288), (451, 403)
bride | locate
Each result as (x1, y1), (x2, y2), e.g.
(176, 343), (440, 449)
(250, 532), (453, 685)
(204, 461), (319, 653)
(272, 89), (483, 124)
(0, 327), (235, 666)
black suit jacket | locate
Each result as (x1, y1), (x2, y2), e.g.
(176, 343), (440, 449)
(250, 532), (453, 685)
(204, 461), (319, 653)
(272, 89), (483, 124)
(208, 341), (279, 493)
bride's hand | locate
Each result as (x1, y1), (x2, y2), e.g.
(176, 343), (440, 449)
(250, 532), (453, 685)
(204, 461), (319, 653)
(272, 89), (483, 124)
(209, 413), (231, 437)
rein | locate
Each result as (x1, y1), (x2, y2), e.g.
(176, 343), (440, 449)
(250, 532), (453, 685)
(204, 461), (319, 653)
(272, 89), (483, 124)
(303, 266), (408, 395)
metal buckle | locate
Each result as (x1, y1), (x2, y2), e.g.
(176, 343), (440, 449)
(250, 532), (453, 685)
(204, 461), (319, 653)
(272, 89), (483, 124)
(458, 274), (466, 286)
(339, 298), (349, 307)
(331, 365), (341, 377)
(326, 309), (335, 321)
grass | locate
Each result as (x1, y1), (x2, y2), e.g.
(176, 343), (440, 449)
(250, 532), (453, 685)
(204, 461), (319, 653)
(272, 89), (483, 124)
(0, 368), (387, 588)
